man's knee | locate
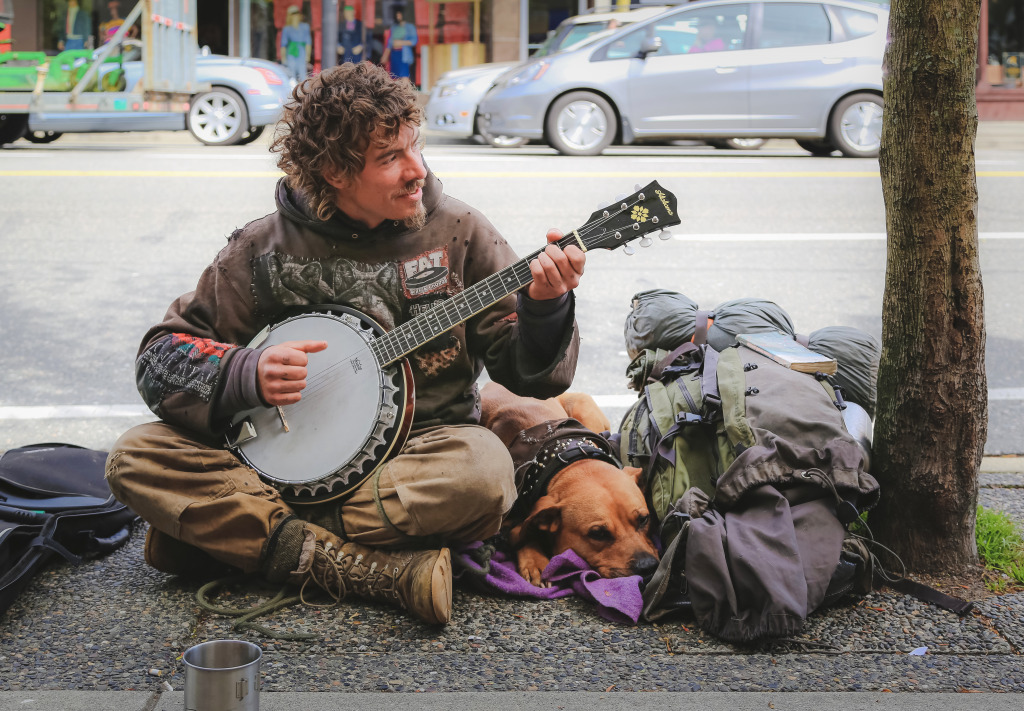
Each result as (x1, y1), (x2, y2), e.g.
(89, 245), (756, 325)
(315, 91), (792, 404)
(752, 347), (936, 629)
(454, 427), (516, 511)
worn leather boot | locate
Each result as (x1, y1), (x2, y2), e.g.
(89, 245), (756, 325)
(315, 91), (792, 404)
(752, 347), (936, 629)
(281, 522), (452, 625)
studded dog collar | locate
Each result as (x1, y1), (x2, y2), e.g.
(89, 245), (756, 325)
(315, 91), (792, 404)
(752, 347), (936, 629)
(506, 418), (621, 520)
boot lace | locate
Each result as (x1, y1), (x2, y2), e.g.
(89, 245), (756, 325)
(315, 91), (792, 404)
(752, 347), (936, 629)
(299, 541), (405, 608)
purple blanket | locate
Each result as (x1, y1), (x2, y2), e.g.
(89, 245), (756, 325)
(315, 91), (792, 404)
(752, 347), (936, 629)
(452, 542), (643, 624)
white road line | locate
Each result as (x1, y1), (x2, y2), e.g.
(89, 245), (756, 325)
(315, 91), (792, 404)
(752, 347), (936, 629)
(0, 405), (152, 420)
(1, 389), (1021, 420)
(677, 232), (1024, 241)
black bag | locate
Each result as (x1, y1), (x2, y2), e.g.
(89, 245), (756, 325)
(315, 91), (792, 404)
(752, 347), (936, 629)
(0, 443), (138, 615)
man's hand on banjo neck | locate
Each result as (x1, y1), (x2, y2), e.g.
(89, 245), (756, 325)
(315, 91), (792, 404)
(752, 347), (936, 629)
(526, 228), (587, 301)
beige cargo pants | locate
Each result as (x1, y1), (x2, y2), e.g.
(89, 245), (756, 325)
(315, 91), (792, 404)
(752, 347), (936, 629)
(105, 421), (517, 573)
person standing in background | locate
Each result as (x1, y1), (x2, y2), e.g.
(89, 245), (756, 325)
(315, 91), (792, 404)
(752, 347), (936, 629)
(57, 0), (92, 51)
(279, 5), (312, 81)
(383, 9), (417, 80)
(337, 4), (364, 64)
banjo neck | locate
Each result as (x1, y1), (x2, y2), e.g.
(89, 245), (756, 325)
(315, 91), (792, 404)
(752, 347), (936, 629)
(370, 250), (536, 367)
(370, 179), (680, 368)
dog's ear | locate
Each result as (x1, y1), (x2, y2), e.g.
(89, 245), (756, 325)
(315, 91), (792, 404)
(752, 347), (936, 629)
(508, 495), (561, 548)
(623, 466), (644, 486)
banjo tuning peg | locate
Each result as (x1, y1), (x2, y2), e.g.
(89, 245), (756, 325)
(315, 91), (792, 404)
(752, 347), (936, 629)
(658, 230), (673, 241)
(640, 236), (653, 248)
(623, 244), (636, 256)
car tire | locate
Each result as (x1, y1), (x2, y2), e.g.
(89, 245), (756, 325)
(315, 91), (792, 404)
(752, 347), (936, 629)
(545, 91), (616, 156)
(828, 93), (883, 158)
(796, 138), (836, 156)
(710, 138), (767, 150)
(474, 114), (528, 148)
(187, 87), (249, 146)
(25, 130), (63, 144)
(0, 113), (29, 146)
(236, 125), (265, 146)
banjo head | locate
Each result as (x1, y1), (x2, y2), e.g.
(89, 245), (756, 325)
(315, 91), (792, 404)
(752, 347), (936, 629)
(228, 308), (410, 505)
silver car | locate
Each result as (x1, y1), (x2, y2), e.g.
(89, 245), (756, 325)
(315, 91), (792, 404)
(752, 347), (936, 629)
(478, 0), (888, 157)
(24, 40), (295, 147)
(426, 5), (675, 147)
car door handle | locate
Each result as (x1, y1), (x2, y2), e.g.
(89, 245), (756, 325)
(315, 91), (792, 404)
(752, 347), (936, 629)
(715, 66), (739, 74)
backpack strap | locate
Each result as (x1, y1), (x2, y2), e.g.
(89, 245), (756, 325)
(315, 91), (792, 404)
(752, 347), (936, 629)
(692, 310), (714, 346)
(884, 577), (975, 616)
(650, 342), (699, 382)
(699, 344), (722, 414)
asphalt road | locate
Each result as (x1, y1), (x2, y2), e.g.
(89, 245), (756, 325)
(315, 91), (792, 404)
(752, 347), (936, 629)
(0, 132), (1021, 453)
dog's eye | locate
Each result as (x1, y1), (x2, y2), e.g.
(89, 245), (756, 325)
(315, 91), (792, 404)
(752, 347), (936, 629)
(587, 526), (613, 542)
(637, 514), (650, 530)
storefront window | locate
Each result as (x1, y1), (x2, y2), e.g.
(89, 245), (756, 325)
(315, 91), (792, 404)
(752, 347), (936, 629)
(986, 0), (1024, 88)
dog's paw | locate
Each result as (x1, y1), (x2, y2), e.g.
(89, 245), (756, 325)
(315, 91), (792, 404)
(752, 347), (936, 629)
(517, 547), (551, 587)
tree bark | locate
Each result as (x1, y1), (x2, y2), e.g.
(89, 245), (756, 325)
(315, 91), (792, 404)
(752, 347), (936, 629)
(873, 0), (987, 574)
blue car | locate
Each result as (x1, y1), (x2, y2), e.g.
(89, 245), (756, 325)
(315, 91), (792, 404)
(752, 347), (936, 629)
(24, 40), (295, 146)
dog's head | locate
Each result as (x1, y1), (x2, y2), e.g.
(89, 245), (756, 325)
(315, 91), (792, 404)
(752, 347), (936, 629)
(509, 460), (659, 579)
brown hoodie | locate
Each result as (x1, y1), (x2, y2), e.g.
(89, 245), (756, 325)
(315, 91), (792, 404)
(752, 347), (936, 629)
(135, 171), (580, 436)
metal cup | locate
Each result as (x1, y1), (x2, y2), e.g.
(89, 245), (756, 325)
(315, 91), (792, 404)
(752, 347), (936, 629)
(183, 639), (262, 711)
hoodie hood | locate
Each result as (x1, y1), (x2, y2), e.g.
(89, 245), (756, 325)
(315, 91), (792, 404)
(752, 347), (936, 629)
(275, 162), (445, 240)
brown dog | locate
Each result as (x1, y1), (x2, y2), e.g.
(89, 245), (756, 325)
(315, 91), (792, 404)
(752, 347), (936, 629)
(480, 382), (659, 585)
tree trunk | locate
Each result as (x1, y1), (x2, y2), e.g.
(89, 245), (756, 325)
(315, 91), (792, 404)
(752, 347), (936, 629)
(873, 0), (987, 575)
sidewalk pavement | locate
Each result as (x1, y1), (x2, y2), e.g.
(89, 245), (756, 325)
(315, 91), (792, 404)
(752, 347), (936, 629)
(0, 457), (1021, 708)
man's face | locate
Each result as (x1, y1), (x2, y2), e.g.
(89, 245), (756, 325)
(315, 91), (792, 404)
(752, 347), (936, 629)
(333, 122), (427, 229)
(394, 11), (403, 23)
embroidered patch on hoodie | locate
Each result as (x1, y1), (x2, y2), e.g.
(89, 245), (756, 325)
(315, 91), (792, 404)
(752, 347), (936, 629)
(400, 247), (450, 298)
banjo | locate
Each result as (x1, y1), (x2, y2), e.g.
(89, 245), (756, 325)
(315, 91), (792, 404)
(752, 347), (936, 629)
(227, 181), (680, 504)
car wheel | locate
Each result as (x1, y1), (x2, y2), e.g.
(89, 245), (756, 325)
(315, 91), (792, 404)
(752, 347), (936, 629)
(236, 125), (265, 146)
(25, 130), (63, 144)
(828, 93), (883, 158)
(545, 91), (616, 156)
(187, 87), (249, 146)
(0, 113), (29, 146)
(796, 138), (836, 156)
(475, 114), (528, 148)
(711, 138), (767, 150)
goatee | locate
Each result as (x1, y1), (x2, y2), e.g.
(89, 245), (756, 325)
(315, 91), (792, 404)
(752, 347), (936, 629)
(402, 201), (427, 231)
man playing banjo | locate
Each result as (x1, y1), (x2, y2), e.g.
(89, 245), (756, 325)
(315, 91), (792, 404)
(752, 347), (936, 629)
(105, 62), (586, 626)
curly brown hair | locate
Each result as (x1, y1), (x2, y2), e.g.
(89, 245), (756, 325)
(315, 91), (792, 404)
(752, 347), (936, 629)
(270, 62), (422, 221)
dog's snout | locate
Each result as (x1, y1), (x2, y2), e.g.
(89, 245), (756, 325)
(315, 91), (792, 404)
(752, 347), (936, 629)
(631, 553), (659, 580)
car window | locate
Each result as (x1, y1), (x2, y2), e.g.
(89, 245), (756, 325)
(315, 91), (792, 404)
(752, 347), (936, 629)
(595, 5), (750, 60)
(830, 5), (879, 41)
(598, 26), (648, 60)
(559, 22), (613, 51)
(756, 2), (832, 49)
(667, 5), (750, 55)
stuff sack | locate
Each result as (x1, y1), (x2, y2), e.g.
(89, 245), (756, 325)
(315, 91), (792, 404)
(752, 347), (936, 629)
(623, 289), (881, 417)
(0, 443), (138, 615)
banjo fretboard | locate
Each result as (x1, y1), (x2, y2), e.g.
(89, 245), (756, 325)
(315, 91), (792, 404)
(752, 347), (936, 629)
(368, 180), (678, 367)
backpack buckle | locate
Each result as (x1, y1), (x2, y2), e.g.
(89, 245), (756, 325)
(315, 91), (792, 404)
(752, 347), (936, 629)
(674, 412), (704, 426)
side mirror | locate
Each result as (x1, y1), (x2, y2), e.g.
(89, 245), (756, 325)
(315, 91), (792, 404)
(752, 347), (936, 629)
(638, 36), (662, 58)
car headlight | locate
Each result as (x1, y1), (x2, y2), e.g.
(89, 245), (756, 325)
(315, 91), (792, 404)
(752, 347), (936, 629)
(437, 82), (466, 98)
(497, 61), (550, 88)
